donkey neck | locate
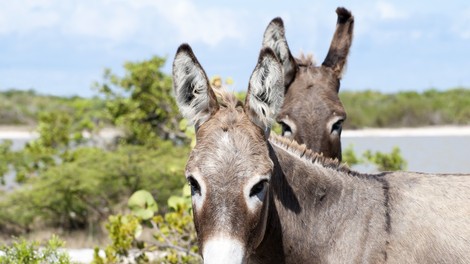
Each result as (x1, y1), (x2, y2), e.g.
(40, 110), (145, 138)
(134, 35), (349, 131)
(253, 136), (390, 263)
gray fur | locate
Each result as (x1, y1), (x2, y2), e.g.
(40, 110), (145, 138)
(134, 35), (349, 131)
(172, 44), (218, 127)
(262, 17), (297, 87)
(262, 7), (354, 161)
(245, 48), (284, 133)
(173, 42), (470, 264)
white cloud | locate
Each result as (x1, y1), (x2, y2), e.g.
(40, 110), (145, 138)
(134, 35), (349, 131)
(451, 8), (470, 39)
(127, 0), (245, 47)
(62, 2), (138, 42)
(0, 0), (246, 47)
(376, 1), (407, 20)
(0, 0), (60, 34)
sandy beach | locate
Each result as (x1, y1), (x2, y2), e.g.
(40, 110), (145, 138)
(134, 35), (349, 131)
(341, 125), (470, 137)
(0, 126), (123, 139)
(2, 125), (470, 139)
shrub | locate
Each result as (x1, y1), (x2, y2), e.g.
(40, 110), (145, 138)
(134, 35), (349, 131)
(343, 145), (407, 171)
(93, 188), (200, 264)
(0, 235), (72, 264)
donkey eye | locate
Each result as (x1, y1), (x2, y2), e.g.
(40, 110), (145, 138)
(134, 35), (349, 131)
(187, 176), (201, 196)
(280, 122), (293, 137)
(331, 119), (344, 135)
(249, 179), (268, 198)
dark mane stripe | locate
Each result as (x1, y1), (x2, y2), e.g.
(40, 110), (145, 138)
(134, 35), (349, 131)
(269, 134), (351, 173)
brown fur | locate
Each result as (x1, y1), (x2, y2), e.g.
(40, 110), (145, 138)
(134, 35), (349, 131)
(263, 7), (354, 161)
(173, 43), (470, 264)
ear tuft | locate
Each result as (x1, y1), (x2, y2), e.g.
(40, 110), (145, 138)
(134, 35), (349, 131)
(245, 48), (284, 132)
(262, 17), (297, 88)
(172, 44), (218, 127)
(336, 7), (353, 23)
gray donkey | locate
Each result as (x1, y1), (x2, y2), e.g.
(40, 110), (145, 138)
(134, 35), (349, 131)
(262, 7), (353, 161)
(172, 43), (470, 264)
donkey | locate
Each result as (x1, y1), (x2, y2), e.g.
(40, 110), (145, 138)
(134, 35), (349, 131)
(172, 44), (470, 264)
(262, 7), (354, 161)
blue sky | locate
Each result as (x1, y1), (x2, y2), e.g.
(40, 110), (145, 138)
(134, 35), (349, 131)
(0, 0), (469, 97)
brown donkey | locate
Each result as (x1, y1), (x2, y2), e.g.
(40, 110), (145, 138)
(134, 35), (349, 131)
(262, 7), (353, 161)
(173, 44), (470, 264)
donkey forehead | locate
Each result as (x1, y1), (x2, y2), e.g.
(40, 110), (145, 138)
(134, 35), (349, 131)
(281, 67), (344, 114)
(186, 108), (273, 180)
(292, 66), (339, 93)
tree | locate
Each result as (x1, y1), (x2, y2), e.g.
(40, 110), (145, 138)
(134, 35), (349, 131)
(96, 56), (187, 146)
(0, 55), (189, 236)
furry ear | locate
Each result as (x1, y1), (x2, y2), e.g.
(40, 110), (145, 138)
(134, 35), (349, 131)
(172, 44), (219, 128)
(322, 7), (354, 79)
(262, 17), (297, 89)
(245, 48), (284, 134)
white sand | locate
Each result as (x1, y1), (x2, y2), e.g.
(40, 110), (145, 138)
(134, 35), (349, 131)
(2, 126), (470, 139)
(342, 125), (470, 137)
(0, 126), (122, 139)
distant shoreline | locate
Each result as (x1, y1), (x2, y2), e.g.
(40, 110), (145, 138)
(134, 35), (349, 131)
(342, 125), (470, 137)
(0, 126), (122, 139)
(2, 125), (470, 139)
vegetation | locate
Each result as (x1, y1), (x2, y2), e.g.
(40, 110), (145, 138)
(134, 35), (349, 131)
(0, 51), (440, 262)
(93, 188), (200, 264)
(343, 145), (407, 171)
(2, 87), (470, 129)
(340, 88), (470, 128)
(0, 89), (105, 126)
(0, 235), (72, 264)
(0, 56), (188, 239)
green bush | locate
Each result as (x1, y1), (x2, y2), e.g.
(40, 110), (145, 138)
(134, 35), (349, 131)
(95, 56), (186, 146)
(339, 88), (470, 128)
(93, 188), (200, 264)
(0, 89), (106, 126)
(0, 144), (188, 232)
(0, 235), (72, 264)
(0, 55), (190, 235)
(343, 145), (407, 171)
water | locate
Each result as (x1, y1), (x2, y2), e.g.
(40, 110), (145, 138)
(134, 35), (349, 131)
(1, 128), (470, 191)
(342, 134), (470, 174)
(0, 129), (119, 192)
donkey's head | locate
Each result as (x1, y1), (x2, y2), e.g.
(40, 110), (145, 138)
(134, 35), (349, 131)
(173, 44), (284, 263)
(262, 7), (354, 161)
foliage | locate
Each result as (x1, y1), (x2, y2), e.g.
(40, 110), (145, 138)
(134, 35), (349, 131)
(343, 145), (407, 171)
(93, 188), (200, 264)
(0, 140), (13, 184)
(0, 89), (105, 126)
(340, 88), (470, 128)
(0, 55), (189, 235)
(0, 144), (188, 232)
(95, 56), (186, 146)
(0, 235), (72, 264)
(128, 190), (159, 220)
(3, 87), (470, 129)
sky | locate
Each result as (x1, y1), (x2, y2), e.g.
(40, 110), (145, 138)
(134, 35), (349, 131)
(0, 0), (469, 97)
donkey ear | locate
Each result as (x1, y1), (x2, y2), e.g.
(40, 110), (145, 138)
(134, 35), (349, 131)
(245, 48), (284, 134)
(172, 44), (219, 128)
(262, 17), (297, 89)
(322, 7), (354, 79)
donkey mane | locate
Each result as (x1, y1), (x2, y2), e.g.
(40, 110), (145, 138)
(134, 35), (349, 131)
(296, 52), (316, 67)
(211, 86), (242, 109)
(269, 134), (351, 173)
